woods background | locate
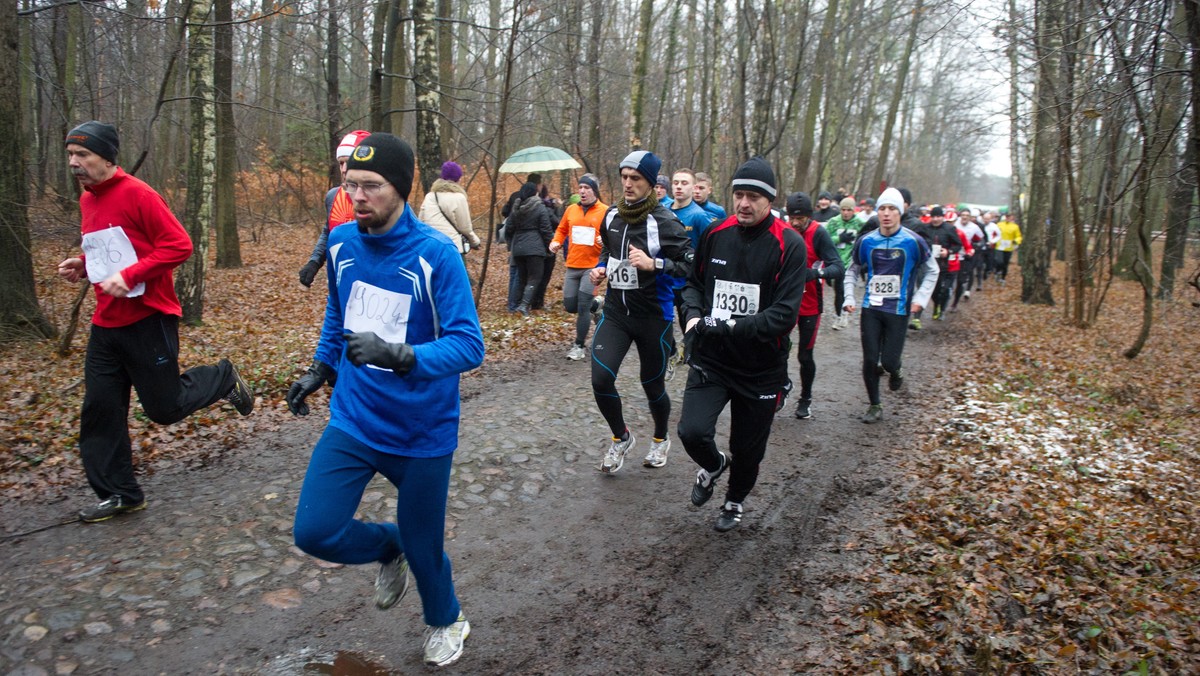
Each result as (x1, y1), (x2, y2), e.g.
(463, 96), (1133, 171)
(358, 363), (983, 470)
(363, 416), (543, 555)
(1, 0), (1198, 345)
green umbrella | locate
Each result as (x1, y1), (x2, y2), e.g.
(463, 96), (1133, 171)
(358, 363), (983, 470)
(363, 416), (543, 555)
(498, 146), (582, 174)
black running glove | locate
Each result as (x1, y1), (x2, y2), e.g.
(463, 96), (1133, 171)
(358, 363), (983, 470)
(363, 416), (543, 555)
(695, 315), (733, 337)
(286, 360), (335, 416)
(298, 261), (321, 287)
(344, 332), (416, 375)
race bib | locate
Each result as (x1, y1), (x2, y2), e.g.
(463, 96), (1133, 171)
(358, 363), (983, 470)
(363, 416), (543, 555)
(571, 226), (595, 247)
(999, 239), (1012, 249)
(868, 275), (901, 305)
(344, 280), (411, 345)
(711, 279), (760, 319)
(606, 257), (639, 290)
(931, 244), (943, 258)
(81, 226), (145, 298)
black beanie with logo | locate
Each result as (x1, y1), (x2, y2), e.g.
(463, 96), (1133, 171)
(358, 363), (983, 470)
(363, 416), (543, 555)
(65, 121), (120, 164)
(730, 156), (777, 200)
(346, 133), (415, 201)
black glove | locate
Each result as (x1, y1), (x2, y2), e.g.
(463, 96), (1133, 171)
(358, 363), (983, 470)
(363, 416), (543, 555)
(286, 360), (335, 416)
(695, 315), (733, 337)
(683, 325), (699, 364)
(344, 332), (416, 374)
(298, 261), (321, 287)
(839, 230), (856, 244)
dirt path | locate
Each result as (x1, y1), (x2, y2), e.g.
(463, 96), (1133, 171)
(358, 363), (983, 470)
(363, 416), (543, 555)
(1, 308), (952, 674)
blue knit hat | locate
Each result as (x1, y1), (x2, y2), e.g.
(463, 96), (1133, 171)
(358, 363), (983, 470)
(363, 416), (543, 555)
(619, 150), (662, 185)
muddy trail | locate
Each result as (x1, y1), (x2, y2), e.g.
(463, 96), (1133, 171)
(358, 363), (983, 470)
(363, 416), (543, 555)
(1, 307), (957, 674)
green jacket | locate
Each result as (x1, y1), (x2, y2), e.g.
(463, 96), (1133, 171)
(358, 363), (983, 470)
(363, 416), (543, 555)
(824, 214), (863, 267)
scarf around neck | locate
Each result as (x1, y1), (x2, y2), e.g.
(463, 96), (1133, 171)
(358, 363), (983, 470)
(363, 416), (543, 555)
(616, 195), (657, 225)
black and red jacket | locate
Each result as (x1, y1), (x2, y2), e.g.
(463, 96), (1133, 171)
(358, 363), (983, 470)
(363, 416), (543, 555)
(682, 213), (807, 391)
(794, 220), (844, 317)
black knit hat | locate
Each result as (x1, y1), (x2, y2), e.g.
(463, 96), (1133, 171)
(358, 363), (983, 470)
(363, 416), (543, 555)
(65, 121), (119, 164)
(930, 206), (945, 217)
(578, 174), (600, 195)
(730, 156), (777, 199)
(786, 191), (813, 217)
(898, 187), (913, 206)
(346, 133), (415, 201)
(818, 190), (833, 201)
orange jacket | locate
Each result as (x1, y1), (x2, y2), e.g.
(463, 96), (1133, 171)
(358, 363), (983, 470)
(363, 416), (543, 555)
(552, 200), (609, 269)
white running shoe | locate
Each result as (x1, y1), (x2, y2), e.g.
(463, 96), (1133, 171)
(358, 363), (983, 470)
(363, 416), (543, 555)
(424, 612), (470, 667)
(566, 344), (586, 361)
(600, 432), (635, 473)
(643, 437), (670, 468)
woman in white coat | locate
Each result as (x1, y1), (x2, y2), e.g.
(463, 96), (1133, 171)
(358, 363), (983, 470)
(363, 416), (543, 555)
(418, 161), (480, 257)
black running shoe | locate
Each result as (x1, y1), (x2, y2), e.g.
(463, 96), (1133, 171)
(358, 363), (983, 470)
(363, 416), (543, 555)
(224, 360), (255, 415)
(794, 398), (812, 419)
(79, 496), (146, 523)
(714, 501), (743, 532)
(888, 368), (904, 391)
(690, 452), (728, 507)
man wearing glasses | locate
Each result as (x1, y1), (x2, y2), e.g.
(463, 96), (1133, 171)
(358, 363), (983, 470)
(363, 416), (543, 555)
(285, 133), (485, 667)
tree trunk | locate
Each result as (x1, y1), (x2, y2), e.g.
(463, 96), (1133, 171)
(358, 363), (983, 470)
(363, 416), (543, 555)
(1006, 0), (1024, 224)
(386, 0), (409, 136)
(256, 0), (274, 142)
(586, 0), (602, 170)
(795, 0), (840, 192)
(1020, 0), (1057, 306)
(413, 0), (442, 194)
(214, 0), (241, 269)
(369, 0), (387, 130)
(1160, 140), (1195, 300)
(871, 0), (922, 192)
(475, 0), (522, 307)
(175, 0), (216, 325)
(0, 0), (54, 340)
(437, 0), (454, 157)
(629, 0), (655, 149)
(325, 0), (342, 188)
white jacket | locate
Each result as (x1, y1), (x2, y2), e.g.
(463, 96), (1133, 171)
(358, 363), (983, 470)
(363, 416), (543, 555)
(418, 179), (478, 254)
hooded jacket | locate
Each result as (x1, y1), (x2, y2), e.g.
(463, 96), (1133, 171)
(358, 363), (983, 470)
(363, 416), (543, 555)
(418, 179), (478, 254)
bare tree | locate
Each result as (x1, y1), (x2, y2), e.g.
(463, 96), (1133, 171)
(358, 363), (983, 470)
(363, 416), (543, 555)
(214, 0), (241, 269)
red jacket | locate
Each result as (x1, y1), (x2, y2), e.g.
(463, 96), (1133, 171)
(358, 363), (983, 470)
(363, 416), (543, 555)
(78, 168), (192, 327)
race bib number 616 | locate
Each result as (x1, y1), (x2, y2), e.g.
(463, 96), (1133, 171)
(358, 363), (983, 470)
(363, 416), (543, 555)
(606, 257), (639, 290)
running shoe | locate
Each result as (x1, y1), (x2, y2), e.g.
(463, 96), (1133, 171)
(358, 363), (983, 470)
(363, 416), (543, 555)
(715, 501), (743, 532)
(888, 368), (904, 391)
(794, 398), (812, 419)
(590, 295), (605, 324)
(664, 356), (676, 382)
(566, 344), (586, 361)
(861, 404), (884, 424)
(223, 360), (255, 415)
(908, 318), (922, 330)
(644, 437), (670, 468)
(932, 308), (943, 321)
(600, 432), (635, 473)
(963, 291), (971, 301)
(424, 612), (470, 667)
(690, 452), (728, 506)
(373, 554), (411, 610)
(79, 496), (146, 523)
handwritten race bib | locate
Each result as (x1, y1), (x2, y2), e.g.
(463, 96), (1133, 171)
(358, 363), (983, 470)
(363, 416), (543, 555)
(344, 280), (412, 345)
(571, 226), (595, 248)
(81, 226), (145, 298)
(868, 274), (900, 305)
(606, 257), (639, 290)
(711, 279), (760, 320)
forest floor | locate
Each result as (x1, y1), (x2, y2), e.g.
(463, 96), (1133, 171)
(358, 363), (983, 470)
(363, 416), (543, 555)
(1, 221), (1198, 674)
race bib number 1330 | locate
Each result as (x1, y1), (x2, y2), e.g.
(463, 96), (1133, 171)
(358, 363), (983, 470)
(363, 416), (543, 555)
(712, 279), (760, 319)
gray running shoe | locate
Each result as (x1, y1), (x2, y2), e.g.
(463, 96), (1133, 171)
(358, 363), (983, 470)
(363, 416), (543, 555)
(374, 554), (411, 609)
(600, 433), (635, 473)
(794, 398), (812, 419)
(715, 501), (743, 532)
(643, 437), (670, 468)
(690, 452), (729, 506)
(862, 404), (884, 424)
(590, 295), (605, 324)
(79, 496), (146, 523)
(424, 612), (470, 667)
(566, 344), (586, 361)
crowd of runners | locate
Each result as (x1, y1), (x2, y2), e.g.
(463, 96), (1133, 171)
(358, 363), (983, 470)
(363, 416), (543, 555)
(508, 153), (1023, 530)
(57, 118), (1021, 668)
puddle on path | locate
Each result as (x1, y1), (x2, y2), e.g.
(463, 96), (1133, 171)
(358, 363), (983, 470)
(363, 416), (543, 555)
(261, 648), (396, 675)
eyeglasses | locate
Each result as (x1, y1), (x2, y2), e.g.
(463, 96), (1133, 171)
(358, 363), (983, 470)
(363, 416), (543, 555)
(342, 181), (390, 196)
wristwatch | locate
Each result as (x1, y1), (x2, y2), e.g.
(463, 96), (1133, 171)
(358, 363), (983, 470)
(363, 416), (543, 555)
(654, 258), (664, 272)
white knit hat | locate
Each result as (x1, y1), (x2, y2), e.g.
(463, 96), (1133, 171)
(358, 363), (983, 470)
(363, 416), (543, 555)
(875, 188), (904, 213)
